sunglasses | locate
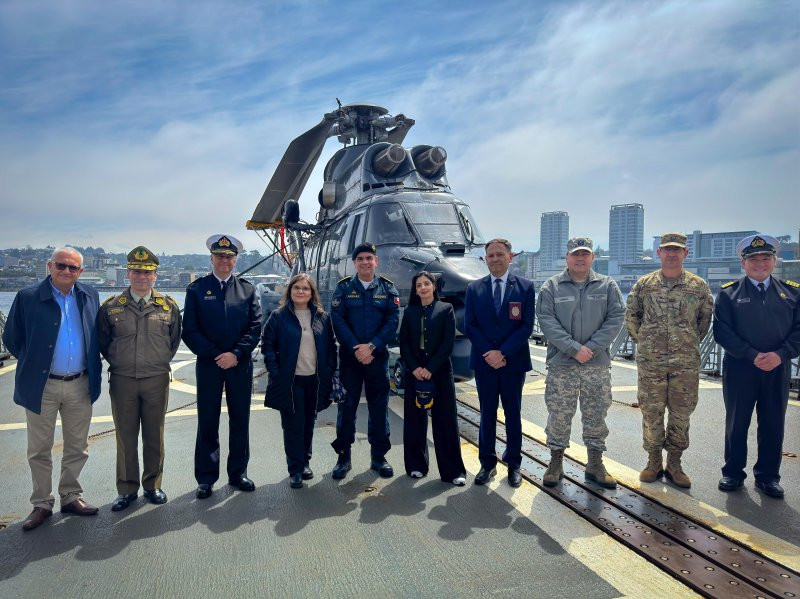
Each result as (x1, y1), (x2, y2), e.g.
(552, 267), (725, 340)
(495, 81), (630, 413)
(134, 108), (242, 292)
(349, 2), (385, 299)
(52, 262), (81, 273)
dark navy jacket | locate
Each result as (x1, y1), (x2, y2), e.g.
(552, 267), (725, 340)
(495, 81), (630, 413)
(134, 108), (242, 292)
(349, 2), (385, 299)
(330, 275), (399, 359)
(713, 276), (800, 364)
(2, 277), (102, 413)
(260, 304), (337, 413)
(182, 274), (261, 361)
(465, 273), (535, 374)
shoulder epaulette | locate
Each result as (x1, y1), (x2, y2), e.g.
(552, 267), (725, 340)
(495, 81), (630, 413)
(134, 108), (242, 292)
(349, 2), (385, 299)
(720, 280), (737, 289)
(102, 295), (117, 306)
(164, 294), (179, 306)
(337, 276), (352, 284)
(187, 279), (200, 289)
(784, 279), (800, 288)
(378, 275), (395, 285)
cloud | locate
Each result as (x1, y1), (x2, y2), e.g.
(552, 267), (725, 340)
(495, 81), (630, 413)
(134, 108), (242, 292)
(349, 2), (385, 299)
(0, 0), (797, 254)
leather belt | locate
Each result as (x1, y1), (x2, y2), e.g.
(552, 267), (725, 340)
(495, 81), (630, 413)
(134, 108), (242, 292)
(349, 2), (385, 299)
(48, 370), (87, 381)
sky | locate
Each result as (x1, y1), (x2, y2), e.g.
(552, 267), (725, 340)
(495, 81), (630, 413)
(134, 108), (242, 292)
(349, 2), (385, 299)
(1, 0), (797, 255)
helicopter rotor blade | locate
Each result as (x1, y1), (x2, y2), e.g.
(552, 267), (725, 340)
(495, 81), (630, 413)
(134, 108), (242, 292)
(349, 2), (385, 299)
(386, 116), (415, 145)
(249, 112), (338, 226)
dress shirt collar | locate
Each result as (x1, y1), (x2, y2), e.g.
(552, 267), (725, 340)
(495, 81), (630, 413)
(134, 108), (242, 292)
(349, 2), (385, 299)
(748, 276), (770, 290)
(129, 289), (152, 303)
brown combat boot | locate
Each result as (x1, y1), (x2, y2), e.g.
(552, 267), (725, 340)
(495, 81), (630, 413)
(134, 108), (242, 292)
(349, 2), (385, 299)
(665, 451), (691, 488)
(585, 450), (617, 489)
(542, 449), (564, 487)
(639, 451), (663, 483)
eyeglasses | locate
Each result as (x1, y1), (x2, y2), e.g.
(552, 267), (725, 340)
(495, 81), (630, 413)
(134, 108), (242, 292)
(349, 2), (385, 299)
(52, 262), (81, 273)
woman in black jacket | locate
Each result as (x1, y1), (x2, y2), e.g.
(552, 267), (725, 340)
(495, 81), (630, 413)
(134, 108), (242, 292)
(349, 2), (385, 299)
(261, 273), (337, 488)
(399, 272), (467, 485)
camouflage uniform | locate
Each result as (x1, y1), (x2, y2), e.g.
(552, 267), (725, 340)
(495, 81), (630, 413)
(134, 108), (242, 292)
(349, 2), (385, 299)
(626, 269), (713, 452)
(544, 365), (612, 451)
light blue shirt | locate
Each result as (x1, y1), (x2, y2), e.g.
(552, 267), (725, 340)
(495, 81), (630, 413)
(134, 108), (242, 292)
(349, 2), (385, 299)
(748, 276), (770, 291)
(493, 271), (510, 304)
(50, 283), (87, 375)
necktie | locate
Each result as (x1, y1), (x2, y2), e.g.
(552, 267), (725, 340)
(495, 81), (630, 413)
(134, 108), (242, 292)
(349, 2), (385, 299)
(220, 280), (228, 300)
(757, 282), (766, 303)
(493, 278), (502, 315)
(138, 298), (146, 310)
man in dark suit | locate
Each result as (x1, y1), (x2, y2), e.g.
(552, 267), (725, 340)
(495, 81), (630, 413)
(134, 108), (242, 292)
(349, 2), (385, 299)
(465, 238), (535, 487)
(714, 234), (800, 499)
(182, 234), (262, 499)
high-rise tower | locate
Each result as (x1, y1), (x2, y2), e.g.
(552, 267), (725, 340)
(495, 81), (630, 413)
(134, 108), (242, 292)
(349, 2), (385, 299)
(540, 211), (569, 272)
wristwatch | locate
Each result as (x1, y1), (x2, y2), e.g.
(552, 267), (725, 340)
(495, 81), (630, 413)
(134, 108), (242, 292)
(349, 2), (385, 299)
(368, 342), (376, 352)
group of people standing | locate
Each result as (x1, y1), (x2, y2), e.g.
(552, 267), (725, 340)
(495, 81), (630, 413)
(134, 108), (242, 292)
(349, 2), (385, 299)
(3, 229), (798, 532)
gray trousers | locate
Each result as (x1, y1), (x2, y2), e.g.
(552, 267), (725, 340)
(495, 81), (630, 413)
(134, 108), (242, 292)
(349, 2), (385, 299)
(544, 365), (612, 452)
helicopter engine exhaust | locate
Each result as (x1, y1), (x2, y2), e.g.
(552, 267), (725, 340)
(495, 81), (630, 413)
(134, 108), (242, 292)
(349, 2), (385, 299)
(414, 146), (447, 177)
(372, 143), (406, 176)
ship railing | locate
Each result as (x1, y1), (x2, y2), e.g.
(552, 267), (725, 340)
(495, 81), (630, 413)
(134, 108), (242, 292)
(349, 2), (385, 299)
(0, 309), (9, 359)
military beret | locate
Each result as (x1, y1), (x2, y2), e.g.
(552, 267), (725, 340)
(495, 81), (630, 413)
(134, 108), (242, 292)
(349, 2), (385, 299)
(206, 234), (242, 256)
(127, 246), (159, 271)
(352, 242), (377, 260)
(737, 234), (778, 258)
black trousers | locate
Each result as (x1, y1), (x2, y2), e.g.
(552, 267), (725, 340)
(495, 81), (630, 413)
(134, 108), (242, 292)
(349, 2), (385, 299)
(475, 369), (525, 471)
(280, 374), (318, 476)
(333, 354), (391, 459)
(403, 366), (465, 481)
(194, 357), (252, 485)
(722, 357), (790, 483)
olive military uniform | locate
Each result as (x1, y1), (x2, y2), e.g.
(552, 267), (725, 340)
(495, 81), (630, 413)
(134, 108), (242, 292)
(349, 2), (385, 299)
(625, 269), (713, 453)
(98, 270), (181, 496)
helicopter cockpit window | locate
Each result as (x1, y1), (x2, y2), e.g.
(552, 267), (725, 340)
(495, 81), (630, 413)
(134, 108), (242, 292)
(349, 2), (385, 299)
(365, 202), (415, 245)
(404, 203), (466, 244)
(456, 205), (485, 245)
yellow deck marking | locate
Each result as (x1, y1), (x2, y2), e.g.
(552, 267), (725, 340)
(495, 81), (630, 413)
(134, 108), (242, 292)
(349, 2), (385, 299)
(0, 362), (18, 376)
(389, 399), (694, 598)
(456, 390), (800, 571)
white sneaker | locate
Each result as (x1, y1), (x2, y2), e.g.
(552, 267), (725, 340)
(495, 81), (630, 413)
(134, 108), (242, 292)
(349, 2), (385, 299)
(410, 471), (424, 478)
(452, 476), (466, 486)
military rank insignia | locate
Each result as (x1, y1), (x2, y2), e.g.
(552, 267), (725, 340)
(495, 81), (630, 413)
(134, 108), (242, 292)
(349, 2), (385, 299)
(134, 248), (149, 261)
(118, 296), (127, 305)
(785, 280), (799, 288)
(162, 304), (170, 311)
(154, 297), (164, 305)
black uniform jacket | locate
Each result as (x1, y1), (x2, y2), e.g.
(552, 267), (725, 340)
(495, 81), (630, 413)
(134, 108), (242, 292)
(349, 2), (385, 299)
(331, 275), (399, 357)
(713, 276), (800, 363)
(182, 274), (261, 360)
(261, 304), (337, 413)
(398, 301), (456, 375)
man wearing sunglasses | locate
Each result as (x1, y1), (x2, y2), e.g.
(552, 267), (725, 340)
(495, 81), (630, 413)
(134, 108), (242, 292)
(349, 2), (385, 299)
(3, 247), (103, 531)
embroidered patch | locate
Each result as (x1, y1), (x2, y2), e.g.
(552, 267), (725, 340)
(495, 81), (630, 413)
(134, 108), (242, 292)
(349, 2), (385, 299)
(554, 296), (576, 303)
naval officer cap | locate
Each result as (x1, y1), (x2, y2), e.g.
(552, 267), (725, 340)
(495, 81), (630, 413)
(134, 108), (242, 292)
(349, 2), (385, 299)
(206, 234), (242, 256)
(737, 234), (779, 258)
(127, 246), (159, 271)
(352, 242), (377, 261)
(659, 232), (687, 248)
(567, 237), (593, 253)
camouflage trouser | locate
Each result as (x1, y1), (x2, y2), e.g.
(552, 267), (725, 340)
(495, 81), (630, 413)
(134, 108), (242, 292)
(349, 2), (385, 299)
(544, 365), (612, 451)
(637, 361), (699, 452)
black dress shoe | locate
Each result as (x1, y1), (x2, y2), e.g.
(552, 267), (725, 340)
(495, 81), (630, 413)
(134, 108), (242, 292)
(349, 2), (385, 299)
(332, 458), (352, 480)
(196, 484), (213, 499)
(474, 467), (497, 485)
(289, 474), (303, 489)
(755, 480), (784, 499)
(718, 477), (743, 492)
(508, 469), (523, 488)
(111, 493), (138, 511)
(370, 458), (394, 478)
(143, 489), (168, 504)
(228, 476), (256, 492)
(302, 466), (314, 480)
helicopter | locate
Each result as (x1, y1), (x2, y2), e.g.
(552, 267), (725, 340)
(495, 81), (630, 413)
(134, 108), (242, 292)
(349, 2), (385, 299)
(246, 102), (490, 384)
